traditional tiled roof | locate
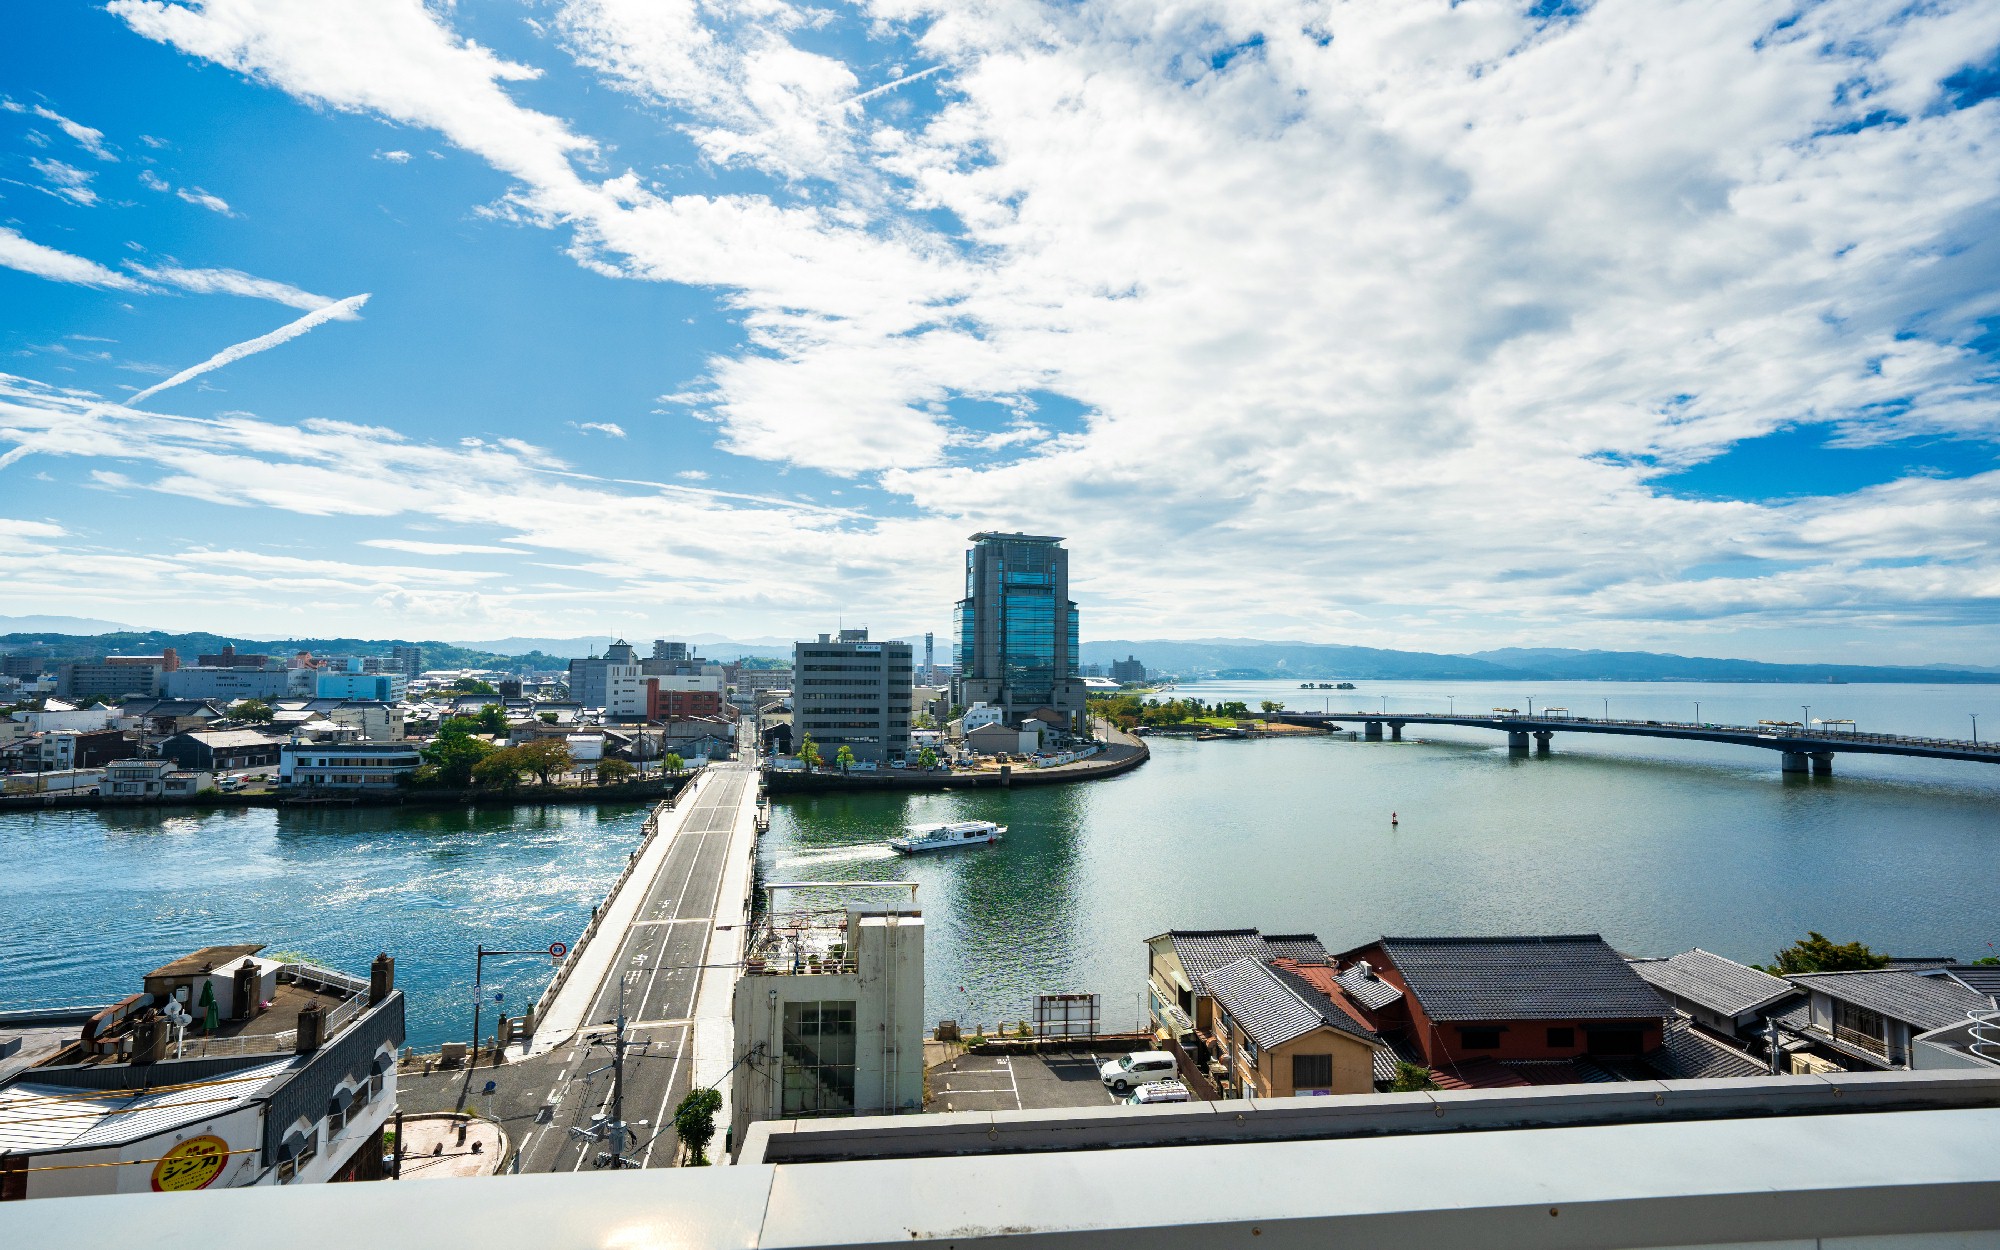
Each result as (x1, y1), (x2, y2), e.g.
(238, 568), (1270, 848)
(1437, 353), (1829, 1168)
(1646, 1018), (1768, 1080)
(1378, 935), (1671, 1022)
(1787, 970), (1994, 1032)
(1629, 949), (1798, 1018)
(1336, 964), (1404, 1010)
(1164, 930), (1327, 994)
(1205, 957), (1377, 1052)
(1941, 967), (2000, 1001)
(1266, 961), (1381, 1042)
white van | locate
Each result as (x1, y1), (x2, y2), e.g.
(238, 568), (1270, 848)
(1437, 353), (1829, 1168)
(1100, 1050), (1179, 1092)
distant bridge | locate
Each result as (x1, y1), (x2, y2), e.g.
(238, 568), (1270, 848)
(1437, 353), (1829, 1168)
(1267, 711), (2000, 776)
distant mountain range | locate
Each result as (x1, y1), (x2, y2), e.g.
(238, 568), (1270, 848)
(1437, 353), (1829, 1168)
(4, 625), (1993, 685)
(1081, 640), (1999, 684)
(0, 614), (135, 634)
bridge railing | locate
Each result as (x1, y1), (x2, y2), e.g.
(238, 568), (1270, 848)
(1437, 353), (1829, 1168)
(1286, 711), (1998, 754)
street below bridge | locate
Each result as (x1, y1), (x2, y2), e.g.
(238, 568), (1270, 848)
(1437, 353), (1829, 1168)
(397, 727), (758, 1171)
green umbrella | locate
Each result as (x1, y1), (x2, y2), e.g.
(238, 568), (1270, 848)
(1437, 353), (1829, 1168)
(198, 981), (219, 1032)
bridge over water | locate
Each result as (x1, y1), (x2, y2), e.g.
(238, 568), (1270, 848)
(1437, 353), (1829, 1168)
(1267, 710), (2000, 776)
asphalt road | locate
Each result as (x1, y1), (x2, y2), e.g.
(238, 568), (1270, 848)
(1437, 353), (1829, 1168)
(400, 728), (757, 1171)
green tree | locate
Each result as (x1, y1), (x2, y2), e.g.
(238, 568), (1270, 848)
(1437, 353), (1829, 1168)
(799, 734), (823, 770)
(1389, 1062), (1439, 1092)
(233, 699), (275, 722)
(437, 714), (484, 737)
(916, 746), (939, 770)
(1763, 932), (1891, 975)
(472, 747), (526, 789)
(512, 738), (574, 786)
(834, 744), (856, 773)
(673, 1087), (723, 1166)
(595, 757), (635, 784)
(420, 728), (495, 788)
(1259, 700), (1284, 714)
(538, 711), (558, 725)
(663, 752), (685, 774)
(452, 677), (498, 695)
(475, 703), (508, 736)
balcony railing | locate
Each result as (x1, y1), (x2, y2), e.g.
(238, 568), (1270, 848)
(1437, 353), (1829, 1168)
(1834, 1023), (1887, 1056)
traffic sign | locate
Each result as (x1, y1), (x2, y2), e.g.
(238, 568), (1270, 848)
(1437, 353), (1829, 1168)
(550, 942), (568, 959)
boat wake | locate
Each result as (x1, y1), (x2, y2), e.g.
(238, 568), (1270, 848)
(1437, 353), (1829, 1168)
(776, 845), (900, 868)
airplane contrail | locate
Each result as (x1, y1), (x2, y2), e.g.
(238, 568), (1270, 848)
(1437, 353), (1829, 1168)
(847, 65), (945, 107)
(127, 292), (370, 407)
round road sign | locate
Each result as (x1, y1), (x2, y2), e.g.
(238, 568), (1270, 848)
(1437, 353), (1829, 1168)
(549, 942), (568, 959)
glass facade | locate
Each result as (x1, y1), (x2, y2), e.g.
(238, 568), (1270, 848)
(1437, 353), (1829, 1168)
(781, 1000), (857, 1117)
(955, 532), (1083, 727)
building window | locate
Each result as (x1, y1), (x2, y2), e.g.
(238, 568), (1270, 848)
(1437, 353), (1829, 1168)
(1546, 1027), (1575, 1048)
(1458, 1027), (1502, 1050)
(1291, 1053), (1333, 1089)
(1586, 1029), (1645, 1056)
(781, 1000), (857, 1117)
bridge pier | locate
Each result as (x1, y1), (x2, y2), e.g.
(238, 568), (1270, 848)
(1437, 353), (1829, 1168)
(1388, 721), (1404, 741)
(1534, 731), (1553, 755)
(1811, 752), (1834, 778)
(1508, 731), (1530, 753)
(1364, 721), (1383, 740)
(1782, 751), (1809, 775)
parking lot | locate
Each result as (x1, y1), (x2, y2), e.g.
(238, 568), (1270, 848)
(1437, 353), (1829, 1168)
(926, 1050), (1134, 1113)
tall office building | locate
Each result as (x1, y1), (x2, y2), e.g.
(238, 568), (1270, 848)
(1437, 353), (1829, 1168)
(952, 532), (1085, 731)
(391, 644), (423, 678)
(791, 629), (913, 764)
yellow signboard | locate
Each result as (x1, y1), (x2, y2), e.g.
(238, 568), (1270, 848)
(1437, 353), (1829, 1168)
(151, 1134), (230, 1192)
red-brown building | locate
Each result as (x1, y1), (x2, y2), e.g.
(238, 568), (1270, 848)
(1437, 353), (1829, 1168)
(645, 684), (726, 722)
(1331, 935), (1671, 1075)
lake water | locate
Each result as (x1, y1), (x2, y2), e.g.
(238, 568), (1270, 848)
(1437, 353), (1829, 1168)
(5, 679), (1995, 1048)
(0, 803), (647, 1050)
(761, 680), (2000, 1032)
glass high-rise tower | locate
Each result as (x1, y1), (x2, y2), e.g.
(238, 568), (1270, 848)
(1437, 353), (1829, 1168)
(953, 532), (1084, 731)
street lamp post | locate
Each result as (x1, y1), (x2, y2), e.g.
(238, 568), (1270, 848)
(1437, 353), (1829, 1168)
(1447, 696), (1455, 715)
(1693, 702), (1700, 725)
(1602, 697), (1609, 721)
(1802, 705), (1811, 736)
(471, 944), (563, 1060)
(1527, 697), (1535, 717)
(1974, 714), (1980, 746)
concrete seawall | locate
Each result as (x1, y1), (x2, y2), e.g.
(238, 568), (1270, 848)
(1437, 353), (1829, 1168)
(763, 731), (1149, 795)
(0, 774), (691, 813)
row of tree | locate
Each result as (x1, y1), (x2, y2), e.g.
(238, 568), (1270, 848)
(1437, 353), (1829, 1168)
(1087, 695), (1284, 730)
(412, 715), (681, 789)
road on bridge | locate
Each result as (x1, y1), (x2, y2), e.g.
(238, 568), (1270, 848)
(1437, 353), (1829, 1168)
(398, 722), (757, 1171)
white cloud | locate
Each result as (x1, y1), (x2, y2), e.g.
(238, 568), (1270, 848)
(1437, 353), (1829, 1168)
(9, 102), (118, 160)
(175, 185), (233, 214)
(362, 538), (525, 555)
(128, 264), (344, 312)
(126, 293), (369, 406)
(138, 169), (170, 191)
(30, 157), (99, 206)
(0, 228), (153, 291)
(88, 0), (2000, 652)
(573, 421), (626, 437)
(375, 149), (412, 162)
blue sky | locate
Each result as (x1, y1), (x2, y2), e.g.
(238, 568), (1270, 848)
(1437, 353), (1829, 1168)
(2, 0), (1998, 663)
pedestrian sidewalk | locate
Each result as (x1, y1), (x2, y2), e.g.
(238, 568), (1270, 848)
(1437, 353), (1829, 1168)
(529, 770), (714, 1055)
(690, 767), (761, 1164)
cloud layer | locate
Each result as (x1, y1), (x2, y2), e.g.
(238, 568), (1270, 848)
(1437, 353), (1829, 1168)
(8, 0), (1994, 651)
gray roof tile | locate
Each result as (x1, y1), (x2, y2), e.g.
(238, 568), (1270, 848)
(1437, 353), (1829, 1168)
(1646, 1018), (1768, 1080)
(1205, 957), (1376, 1052)
(1379, 934), (1671, 1022)
(1629, 949), (1798, 1018)
(1787, 969), (1994, 1032)
(1167, 930), (1326, 994)
(1942, 967), (2000, 1001)
(1336, 964), (1404, 1010)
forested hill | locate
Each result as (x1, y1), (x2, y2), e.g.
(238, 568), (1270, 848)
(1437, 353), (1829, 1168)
(0, 631), (569, 674)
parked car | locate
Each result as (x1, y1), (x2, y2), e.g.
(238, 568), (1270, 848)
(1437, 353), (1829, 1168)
(1126, 1079), (1190, 1105)
(1100, 1050), (1179, 1092)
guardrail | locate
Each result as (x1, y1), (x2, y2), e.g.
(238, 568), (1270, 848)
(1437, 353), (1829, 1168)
(529, 768), (702, 1030)
(1291, 711), (2000, 755)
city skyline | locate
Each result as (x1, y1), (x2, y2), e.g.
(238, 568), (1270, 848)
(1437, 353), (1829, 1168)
(3, 3), (1999, 664)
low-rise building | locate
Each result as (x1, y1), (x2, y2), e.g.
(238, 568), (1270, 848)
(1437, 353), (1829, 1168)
(1785, 969), (1996, 1071)
(314, 672), (407, 702)
(0, 945), (404, 1199)
(116, 698), (228, 736)
(159, 730), (284, 772)
(30, 728), (129, 771)
(278, 742), (423, 791)
(731, 901), (924, 1151)
(57, 660), (165, 702)
(792, 628), (912, 764)
(644, 675), (727, 722)
(1201, 956), (1384, 1097)
(102, 759), (213, 799)
(1628, 948), (1804, 1041)
(1, 767), (104, 796)
(164, 667), (293, 701)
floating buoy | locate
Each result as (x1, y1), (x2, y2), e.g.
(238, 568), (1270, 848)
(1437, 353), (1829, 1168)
(1391, 811), (1399, 826)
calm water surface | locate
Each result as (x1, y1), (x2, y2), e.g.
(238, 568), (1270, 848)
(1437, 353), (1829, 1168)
(0, 803), (647, 1050)
(5, 680), (1996, 1046)
(763, 680), (2000, 1031)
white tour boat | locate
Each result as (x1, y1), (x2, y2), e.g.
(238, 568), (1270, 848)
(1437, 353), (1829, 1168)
(888, 820), (1006, 854)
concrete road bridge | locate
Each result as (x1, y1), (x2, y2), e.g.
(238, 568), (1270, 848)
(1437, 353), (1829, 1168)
(1268, 710), (2000, 776)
